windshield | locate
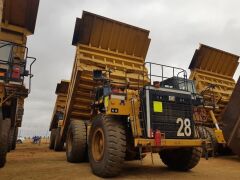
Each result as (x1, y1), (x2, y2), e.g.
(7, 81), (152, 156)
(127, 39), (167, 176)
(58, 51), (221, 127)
(179, 80), (196, 94)
(0, 41), (13, 62)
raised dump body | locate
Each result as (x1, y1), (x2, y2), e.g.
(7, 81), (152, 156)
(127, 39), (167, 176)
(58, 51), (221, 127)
(189, 44), (240, 155)
(221, 77), (240, 156)
(49, 80), (69, 131)
(1, 0), (39, 33)
(189, 44), (239, 122)
(61, 11), (151, 139)
(0, 0), (39, 45)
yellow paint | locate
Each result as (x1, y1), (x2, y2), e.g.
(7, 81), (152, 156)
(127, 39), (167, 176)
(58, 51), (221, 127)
(104, 96), (109, 109)
(153, 101), (163, 112)
(214, 129), (226, 144)
(0, 23), (32, 35)
(58, 120), (63, 127)
(106, 98), (131, 115)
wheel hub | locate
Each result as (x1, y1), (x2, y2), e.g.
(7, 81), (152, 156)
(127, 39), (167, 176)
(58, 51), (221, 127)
(92, 128), (105, 161)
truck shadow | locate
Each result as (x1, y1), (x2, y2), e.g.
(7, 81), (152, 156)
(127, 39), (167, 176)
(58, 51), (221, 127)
(215, 156), (240, 163)
(118, 163), (196, 179)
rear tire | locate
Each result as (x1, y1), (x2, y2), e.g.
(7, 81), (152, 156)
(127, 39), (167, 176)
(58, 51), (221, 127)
(0, 118), (11, 168)
(88, 115), (126, 178)
(8, 127), (14, 152)
(160, 147), (202, 171)
(54, 127), (64, 151)
(196, 126), (217, 157)
(205, 127), (218, 156)
(11, 127), (18, 150)
(66, 120), (87, 163)
(49, 128), (57, 149)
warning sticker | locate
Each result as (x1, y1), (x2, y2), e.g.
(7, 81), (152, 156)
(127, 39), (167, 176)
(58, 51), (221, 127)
(153, 101), (163, 112)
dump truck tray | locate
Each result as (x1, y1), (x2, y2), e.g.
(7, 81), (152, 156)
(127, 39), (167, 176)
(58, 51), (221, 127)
(221, 77), (240, 156)
(49, 80), (69, 130)
(61, 11), (151, 139)
(1, 0), (39, 34)
(189, 44), (239, 122)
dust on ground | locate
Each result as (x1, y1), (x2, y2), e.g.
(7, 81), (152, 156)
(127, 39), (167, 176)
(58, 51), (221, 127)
(0, 143), (240, 180)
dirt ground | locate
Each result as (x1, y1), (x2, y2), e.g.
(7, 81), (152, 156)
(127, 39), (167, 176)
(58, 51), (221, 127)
(0, 143), (240, 180)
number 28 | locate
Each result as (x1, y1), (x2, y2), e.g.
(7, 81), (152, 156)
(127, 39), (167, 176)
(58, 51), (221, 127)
(176, 118), (192, 137)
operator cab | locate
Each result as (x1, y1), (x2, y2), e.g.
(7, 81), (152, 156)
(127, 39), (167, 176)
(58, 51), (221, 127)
(160, 76), (204, 106)
(0, 41), (36, 94)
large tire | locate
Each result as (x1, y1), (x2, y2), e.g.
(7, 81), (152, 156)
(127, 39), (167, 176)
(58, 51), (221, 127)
(8, 127), (15, 152)
(66, 120), (87, 163)
(11, 127), (18, 150)
(88, 115), (126, 178)
(196, 126), (217, 157)
(54, 127), (64, 151)
(205, 127), (218, 156)
(0, 118), (11, 168)
(160, 147), (202, 171)
(49, 128), (57, 149)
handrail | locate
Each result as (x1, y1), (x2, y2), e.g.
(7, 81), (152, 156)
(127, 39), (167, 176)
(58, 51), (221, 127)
(140, 62), (189, 91)
(0, 42), (36, 94)
(27, 57), (36, 94)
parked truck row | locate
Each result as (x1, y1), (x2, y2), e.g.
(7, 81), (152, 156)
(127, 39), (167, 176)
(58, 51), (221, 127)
(49, 11), (240, 178)
(0, 0), (239, 177)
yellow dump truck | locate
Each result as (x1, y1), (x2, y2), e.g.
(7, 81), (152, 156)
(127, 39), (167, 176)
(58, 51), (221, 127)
(49, 11), (206, 178)
(189, 44), (240, 156)
(49, 80), (69, 150)
(0, 0), (39, 167)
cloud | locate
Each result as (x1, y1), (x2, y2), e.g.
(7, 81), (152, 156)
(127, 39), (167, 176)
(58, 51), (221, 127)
(20, 0), (240, 136)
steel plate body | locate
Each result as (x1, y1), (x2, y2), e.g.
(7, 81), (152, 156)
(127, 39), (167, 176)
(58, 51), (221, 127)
(221, 77), (240, 156)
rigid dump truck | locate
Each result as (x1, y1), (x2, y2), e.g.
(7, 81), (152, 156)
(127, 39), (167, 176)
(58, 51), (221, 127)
(49, 80), (69, 150)
(49, 11), (206, 178)
(189, 44), (240, 156)
(0, 0), (39, 167)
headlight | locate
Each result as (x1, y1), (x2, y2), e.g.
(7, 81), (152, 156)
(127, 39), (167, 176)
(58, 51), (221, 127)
(110, 94), (126, 100)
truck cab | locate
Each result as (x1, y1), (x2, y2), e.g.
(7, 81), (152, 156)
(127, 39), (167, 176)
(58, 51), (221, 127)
(0, 41), (35, 90)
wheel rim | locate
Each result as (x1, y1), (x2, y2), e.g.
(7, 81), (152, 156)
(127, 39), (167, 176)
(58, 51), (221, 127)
(67, 131), (73, 153)
(92, 128), (105, 161)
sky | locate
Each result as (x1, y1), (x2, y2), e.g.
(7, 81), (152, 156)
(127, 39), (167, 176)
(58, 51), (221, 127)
(20, 0), (240, 137)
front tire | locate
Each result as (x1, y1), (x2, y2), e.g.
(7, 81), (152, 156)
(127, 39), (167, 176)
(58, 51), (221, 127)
(11, 127), (18, 150)
(54, 127), (64, 151)
(160, 147), (202, 171)
(88, 115), (126, 178)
